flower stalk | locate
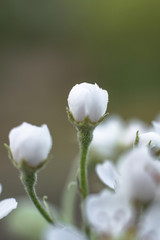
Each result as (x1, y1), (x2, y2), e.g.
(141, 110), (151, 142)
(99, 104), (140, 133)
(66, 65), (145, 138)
(78, 125), (93, 200)
(20, 163), (54, 224)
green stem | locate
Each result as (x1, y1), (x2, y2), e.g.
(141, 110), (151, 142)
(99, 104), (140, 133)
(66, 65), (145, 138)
(80, 141), (90, 199)
(77, 126), (93, 239)
(78, 126), (93, 200)
(20, 171), (54, 224)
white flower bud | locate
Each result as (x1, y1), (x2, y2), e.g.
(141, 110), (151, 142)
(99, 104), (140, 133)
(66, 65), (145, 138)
(9, 122), (52, 167)
(67, 82), (108, 123)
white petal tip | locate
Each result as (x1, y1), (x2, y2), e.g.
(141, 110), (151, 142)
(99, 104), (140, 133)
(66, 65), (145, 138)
(0, 198), (17, 219)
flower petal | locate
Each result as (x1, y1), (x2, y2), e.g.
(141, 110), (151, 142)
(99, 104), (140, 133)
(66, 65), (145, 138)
(0, 198), (17, 219)
(96, 161), (119, 190)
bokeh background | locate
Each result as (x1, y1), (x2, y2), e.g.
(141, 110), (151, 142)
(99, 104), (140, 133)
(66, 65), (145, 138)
(0, 0), (160, 239)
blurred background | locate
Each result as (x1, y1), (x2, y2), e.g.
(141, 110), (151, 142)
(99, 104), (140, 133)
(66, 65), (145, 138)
(0, 0), (160, 239)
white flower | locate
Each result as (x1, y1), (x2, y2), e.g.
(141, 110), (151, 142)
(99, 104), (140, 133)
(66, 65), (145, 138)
(9, 122), (52, 167)
(96, 161), (119, 190)
(119, 147), (160, 202)
(85, 189), (134, 237)
(0, 184), (17, 219)
(91, 116), (147, 159)
(43, 225), (88, 240)
(96, 147), (160, 202)
(67, 82), (108, 123)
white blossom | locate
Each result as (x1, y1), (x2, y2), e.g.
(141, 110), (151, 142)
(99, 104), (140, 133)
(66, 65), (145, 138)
(96, 146), (160, 203)
(43, 225), (88, 240)
(67, 82), (108, 123)
(85, 189), (134, 237)
(9, 122), (52, 167)
(0, 184), (17, 219)
(91, 116), (147, 158)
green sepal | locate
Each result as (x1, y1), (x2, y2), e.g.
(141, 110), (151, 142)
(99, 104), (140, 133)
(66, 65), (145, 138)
(4, 143), (51, 172)
(66, 107), (108, 131)
(134, 130), (139, 146)
(19, 157), (50, 174)
(4, 143), (18, 169)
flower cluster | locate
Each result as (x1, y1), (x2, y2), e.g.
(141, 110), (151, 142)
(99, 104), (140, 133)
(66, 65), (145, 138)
(85, 117), (160, 240)
(3, 82), (160, 240)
